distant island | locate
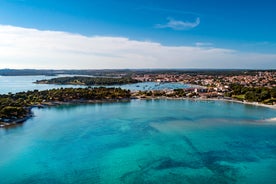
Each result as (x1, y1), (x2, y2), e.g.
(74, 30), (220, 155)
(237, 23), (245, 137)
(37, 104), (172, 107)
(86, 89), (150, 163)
(0, 69), (134, 76)
(35, 76), (140, 85)
(1, 68), (276, 77)
(0, 87), (131, 128)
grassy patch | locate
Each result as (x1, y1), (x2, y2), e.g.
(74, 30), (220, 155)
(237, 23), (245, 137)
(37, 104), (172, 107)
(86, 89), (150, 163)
(232, 94), (245, 101)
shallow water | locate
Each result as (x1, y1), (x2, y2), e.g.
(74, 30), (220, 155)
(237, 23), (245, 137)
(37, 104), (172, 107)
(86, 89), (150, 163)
(0, 100), (276, 184)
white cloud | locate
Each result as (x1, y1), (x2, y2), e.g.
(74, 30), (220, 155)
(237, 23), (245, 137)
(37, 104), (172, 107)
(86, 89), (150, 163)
(0, 24), (275, 69)
(195, 42), (213, 47)
(156, 17), (200, 30)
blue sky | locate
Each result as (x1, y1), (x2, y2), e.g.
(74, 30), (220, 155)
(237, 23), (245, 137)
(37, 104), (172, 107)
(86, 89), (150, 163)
(0, 0), (276, 69)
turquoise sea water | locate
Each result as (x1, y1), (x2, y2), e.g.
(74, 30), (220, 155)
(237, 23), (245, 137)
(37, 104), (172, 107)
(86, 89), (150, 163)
(0, 100), (276, 184)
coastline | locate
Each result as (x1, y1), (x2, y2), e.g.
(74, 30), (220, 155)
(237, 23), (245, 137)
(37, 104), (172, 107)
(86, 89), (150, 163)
(196, 97), (276, 110)
(0, 98), (131, 128)
(207, 99), (276, 109)
(1, 96), (276, 129)
(160, 96), (276, 110)
(133, 95), (276, 109)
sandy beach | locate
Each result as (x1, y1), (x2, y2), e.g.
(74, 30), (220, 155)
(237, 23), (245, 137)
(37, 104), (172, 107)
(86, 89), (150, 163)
(202, 98), (276, 110)
(134, 95), (276, 110)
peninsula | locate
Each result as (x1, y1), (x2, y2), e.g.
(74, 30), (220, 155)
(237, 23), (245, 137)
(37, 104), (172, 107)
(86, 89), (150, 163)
(0, 87), (131, 128)
(35, 76), (140, 85)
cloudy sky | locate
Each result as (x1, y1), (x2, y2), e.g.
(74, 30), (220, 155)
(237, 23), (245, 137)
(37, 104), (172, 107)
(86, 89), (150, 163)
(0, 0), (276, 69)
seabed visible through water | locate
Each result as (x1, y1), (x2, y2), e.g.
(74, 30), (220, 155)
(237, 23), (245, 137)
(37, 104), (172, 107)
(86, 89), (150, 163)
(0, 99), (276, 184)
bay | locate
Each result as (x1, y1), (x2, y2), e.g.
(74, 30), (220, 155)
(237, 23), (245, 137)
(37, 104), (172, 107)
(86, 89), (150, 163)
(0, 75), (84, 94)
(0, 99), (276, 184)
(0, 75), (191, 94)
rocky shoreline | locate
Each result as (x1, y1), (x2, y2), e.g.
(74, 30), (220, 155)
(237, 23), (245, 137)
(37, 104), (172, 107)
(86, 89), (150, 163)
(0, 98), (131, 128)
(0, 87), (132, 128)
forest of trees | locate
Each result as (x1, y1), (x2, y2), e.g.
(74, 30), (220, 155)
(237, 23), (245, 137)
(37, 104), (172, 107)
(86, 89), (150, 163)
(35, 76), (140, 85)
(0, 87), (131, 124)
(134, 89), (189, 98)
(228, 84), (276, 104)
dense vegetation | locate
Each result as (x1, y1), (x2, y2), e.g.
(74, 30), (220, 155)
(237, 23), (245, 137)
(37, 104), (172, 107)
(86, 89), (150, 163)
(35, 76), (140, 85)
(228, 84), (276, 104)
(0, 87), (131, 124)
(134, 89), (189, 98)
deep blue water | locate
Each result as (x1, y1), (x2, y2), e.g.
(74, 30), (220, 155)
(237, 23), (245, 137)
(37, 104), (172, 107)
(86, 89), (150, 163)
(0, 100), (276, 184)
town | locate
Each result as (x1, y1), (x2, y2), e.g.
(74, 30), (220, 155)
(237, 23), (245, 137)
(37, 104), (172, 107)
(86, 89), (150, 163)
(132, 70), (276, 104)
